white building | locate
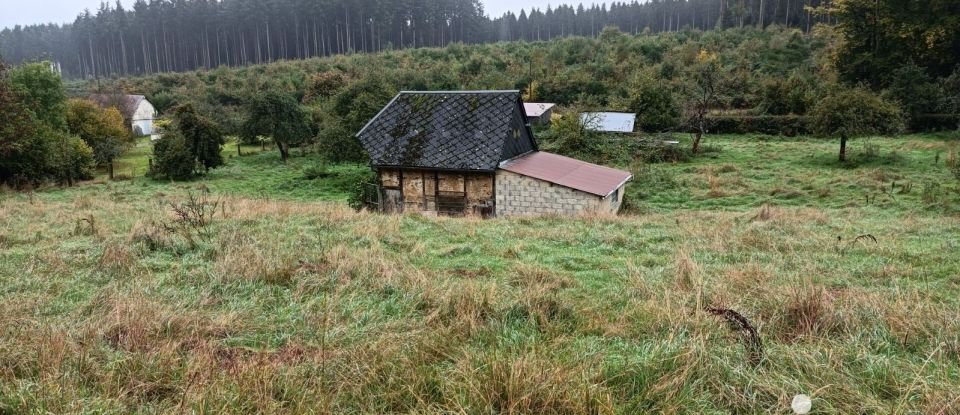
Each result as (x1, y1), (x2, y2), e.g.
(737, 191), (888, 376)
(89, 94), (158, 139)
(581, 112), (636, 133)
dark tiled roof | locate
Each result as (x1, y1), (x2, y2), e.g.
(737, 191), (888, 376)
(357, 91), (530, 171)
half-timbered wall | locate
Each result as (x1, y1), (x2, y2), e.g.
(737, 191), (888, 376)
(378, 169), (494, 216)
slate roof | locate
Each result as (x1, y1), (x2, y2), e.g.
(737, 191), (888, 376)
(356, 91), (535, 171)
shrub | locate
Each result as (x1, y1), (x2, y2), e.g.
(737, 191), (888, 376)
(346, 170), (378, 211)
(304, 71), (346, 103)
(149, 133), (196, 181)
(617, 73), (680, 132)
(48, 133), (95, 184)
(539, 112), (603, 160)
(314, 121), (367, 163)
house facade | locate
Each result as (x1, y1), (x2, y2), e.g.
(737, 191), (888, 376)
(356, 91), (631, 217)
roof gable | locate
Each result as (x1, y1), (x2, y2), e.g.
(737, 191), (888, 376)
(357, 91), (537, 171)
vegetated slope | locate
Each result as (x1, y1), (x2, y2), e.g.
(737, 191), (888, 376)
(1, 0), (828, 78)
(84, 25), (959, 153)
(1, 135), (959, 413)
(87, 27), (830, 132)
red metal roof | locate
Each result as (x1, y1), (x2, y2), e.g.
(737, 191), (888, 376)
(499, 151), (632, 197)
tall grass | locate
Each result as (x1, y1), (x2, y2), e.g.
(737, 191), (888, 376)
(1, 135), (959, 413)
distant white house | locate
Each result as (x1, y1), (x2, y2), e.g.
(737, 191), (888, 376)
(89, 94), (159, 139)
(581, 112), (636, 133)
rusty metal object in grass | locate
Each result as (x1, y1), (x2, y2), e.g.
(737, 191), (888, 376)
(705, 307), (764, 366)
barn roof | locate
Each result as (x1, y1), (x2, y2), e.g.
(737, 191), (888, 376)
(581, 112), (636, 133)
(499, 151), (633, 197)
(356, 91), (536, 171)
(523, 103), (555, 118)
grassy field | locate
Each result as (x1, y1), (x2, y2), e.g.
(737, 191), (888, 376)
(1, 134), (959, 413)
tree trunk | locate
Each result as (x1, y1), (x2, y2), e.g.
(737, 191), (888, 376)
(692, 131), (703, 154)
(108, 159), (115, 180)
(839, 134), (848, 162)
(277, 141), (289, 163)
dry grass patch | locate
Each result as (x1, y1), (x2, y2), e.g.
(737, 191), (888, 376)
(510, 263), (575, 291)
(99, 242), (137, 275)
(445, 348), (612, 415)
(215, 227), (303, 285)
(87, 291), (236, 354)
(423, 281), (498, 336)
(672, 247), (701, 291)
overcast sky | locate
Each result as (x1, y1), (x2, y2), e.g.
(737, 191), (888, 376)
(0, 0), (574, 30)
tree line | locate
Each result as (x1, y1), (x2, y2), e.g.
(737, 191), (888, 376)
(0, 0), (833, 78)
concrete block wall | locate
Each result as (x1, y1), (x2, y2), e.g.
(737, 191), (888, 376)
(495, 170), (624, 217)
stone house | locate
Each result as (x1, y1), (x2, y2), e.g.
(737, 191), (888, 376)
(356, 91), (632, 217)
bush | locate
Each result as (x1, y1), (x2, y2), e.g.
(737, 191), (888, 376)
(314, 121), (367, 163)
(616, 73), (680, 132)
(48, 134), (95, 184)
(756, 73), (816, 116)
(150, 133), (196, 180)
(346, 170), (378, 211)
(539, 112), (603, 160)
(304, 71), (346, 103)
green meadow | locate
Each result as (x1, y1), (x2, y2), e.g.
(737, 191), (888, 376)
(2, 134), (959, 413)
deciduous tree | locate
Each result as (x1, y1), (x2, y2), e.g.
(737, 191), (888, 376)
(810, 86), (905, 162)
(241, 90), (311, 163)
(683, 50), (725, 154)
(66, 98), (131, 178)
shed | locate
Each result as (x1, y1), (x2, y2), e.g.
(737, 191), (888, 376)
(523, 103), (556, 126)
(581, 112), (636, 133)
(357, 91), (632, 217)
(89, 94), (158, 139)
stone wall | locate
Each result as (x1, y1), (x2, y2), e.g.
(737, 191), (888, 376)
(495, 170), (625, 217)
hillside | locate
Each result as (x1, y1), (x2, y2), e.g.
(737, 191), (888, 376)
(1, 0), (830, 78)
(2, 134), (959, 413)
